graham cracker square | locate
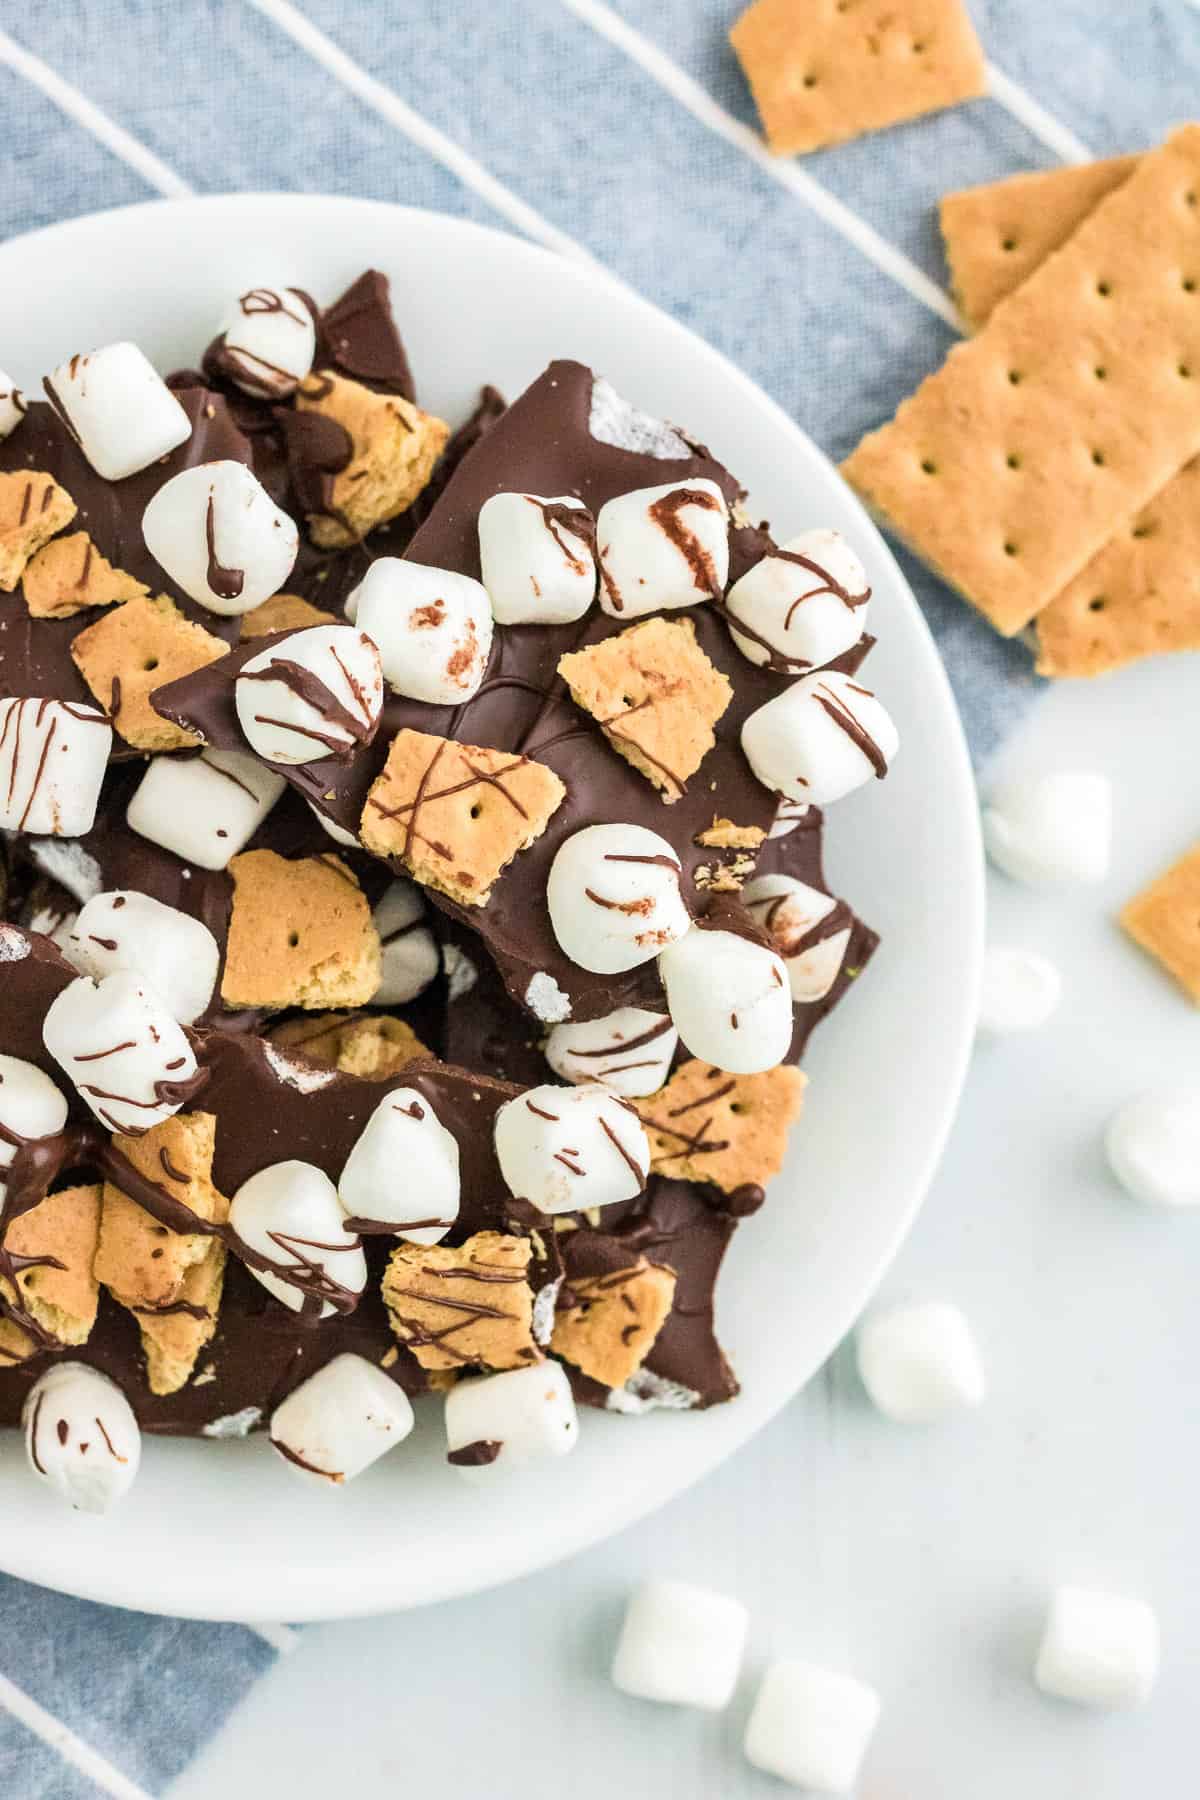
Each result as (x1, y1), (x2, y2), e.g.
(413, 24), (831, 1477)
(238, 592), (336, 640)
(0, 470), (76, 590)
(1120, 844), (1200, 1003)
(71, 593), (228, 751)
(22, 530), (149, 620)
(133, 1240), (227, 1396)
(382, 1231), (537, 1372)
(295, 372), (449, 548)
(638, 1059), (806, 1193)
(551, 1256), (676, 1390)
(96, 1112), (228, 1308)
(0, 1183), (101, 1365)
(731, 0), (986, 158)
(360, 728), (566, 906)
(221, 850), (381, 1010)
(269, 1009), (432, 1078)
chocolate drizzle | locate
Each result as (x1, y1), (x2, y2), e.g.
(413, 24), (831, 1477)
(813, 681), (889, 778)
(447, 1438), (501, 1466)
(204, 495), (245, 602)
(240, 655), (378, 756)
(647, 486), (725, 601)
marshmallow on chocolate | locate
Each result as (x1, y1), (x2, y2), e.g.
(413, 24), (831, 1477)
(597, 479), (729, 618)
(269, 1353), (414, 1486)
(23, 1363), (141, 1514)
(230, 1160), (367, 1319)
(0, 1055), (68, 1184)
(350, 559), (493, 704)
(67, 891), (220, 1025)
(371, 879), (438, 1006)
(742, 872), (851, 1003)
(0, 369), (26, 441)
(126, 747), (285, 871)
(0, 698), (112, 837)
(42, 970), (200, 1135)
(337, 1088), (460, 1244)
(216, 286), (316, 399)
(143, 461), (299, 617)
(44, 342), (191, 481)
(546, 823), (690, 974)
(478, 492), (597, 625)
(444, 1359), (579, 1474)
(493, 1082), (649, 1213)
(725, 529), (870, 673)
(768, 798), (810, 838)
(544, 1006), (677, 1097)
(235, 625), (383, 764)
(658, 926), (793, 1074)
(741, 670), (898, 806)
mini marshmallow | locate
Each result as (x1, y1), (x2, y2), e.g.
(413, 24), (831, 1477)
(544, 1006), (678, 1097)
(611, 1579), (749, 1710)
(269, 1353), (414, 1486)
(478, 492), (597, 625)
(372, 880), (439, 1006)
(1106, 1092), (1200, 1208)
(744, 1659), (881, 1793)
(768, 798), (811, 838)
(1035, 1585), (1159, 1708)
(0, 368), (26, 440)
(126, 747), (285, 871)
(142, 460), (299, 617)
(725, 529), (870, 673)
(23, 1363), (141, 1514)
(741, 670), (898, 806)
(742, 872), (851, 1004)
(444, 1359), (579, 1473)
(982, 771), (1111, 886)
(493, 1083), (649, 1213)
(977, 945), (1062, 1036)
(216, 286), (316, 399)
(307, 799), (360, 848)
(337, 1088), (460, 1243)
(0, 698), (112, 837)
(45, 342), (191, 481)
(546, 823), (690, 974)
(235, 625), (383, 765)
(658, 927), (793, 1074)
(230, 1160), (367, 1319)
(42, 970), (199, 1136)
(0, 1055), (68, 1180)
(67, 891), (219, 1024)
(597, 479), (729, 618)
(856, 1301), (985, 1424)
(350, 559), (493, 704)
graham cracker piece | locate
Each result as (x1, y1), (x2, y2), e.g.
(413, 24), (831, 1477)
(0, 1184), (101, 1364)
(0, 470), (76, 590)
(133, 1240), (227, 1395)
(1120, 843), (1200, 1003)
(71, 593), (228, 751)
(295, 372), (449, 548)
(557, 616), (732, 802)
(96, 1112), (228, 1308)
(382, 1230), (537, 1372)
(845, 126), (1200, 636)
(360, 728), (566, 906)
(239, 592), (336, 640)
(695, 818), (766, 851)
(730, 0), (986, 158)
(639, 1059), (806, 1193)
(269, 1010), (432, 1078)
(221, 850), (381, 1010)
(551, 1256), (676, 1390)
(22, 530), (149, 620)
(940, 155), (1141, 331)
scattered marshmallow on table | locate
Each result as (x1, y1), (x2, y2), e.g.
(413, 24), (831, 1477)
(230, 1161), (367, 1319)
(479, 491), (597, 624)
(44, 342), (191, 481)
(0, 698), (111, 837)
(544, 1005), (678, 1097)
(856, 1301), (985, 1424)
(43, 970), (199, 1136)
(372, 879), (439, 1006)
(743, 1659), (881, 1792)
(337, 1088), (460, 1243)
(724, 529), (871, 673)
(1034, 1585), (1159, 1708)
(349, 558), (493, 703)
(596, 479), (729, 618)
(142, 460), (299, 617)
(269, 1353), (414, 1486)
(66, 891), (219, 1025)
(611, 1579), (749, 1710)
(0, 368), (26, 440)
(658, 926), (793, 1073)
(23, 1363), (141, 1514)
(982, 770), (1111, 886)
(493, 1083), (649, 1213)
(546, 823), (690, 974)
(741, 670), (898, 806)
(444, 1359), (579, 1473)
(0, 1055), (68, 1179)
(742, 872), (852, 1004)
(125, 747), (285, 871)
(234, 625), (383, 765)
(1105, 1091), (1200, 1208)
(215, 286), (316, 399)
(977, 945), (1062, 1036)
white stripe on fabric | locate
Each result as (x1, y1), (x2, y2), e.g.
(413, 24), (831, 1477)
(985, 62), (1094, 164)
(560, 0), (964, 332)
(246, 1621), (301, 1654)
(0, 1670), (154, 1800)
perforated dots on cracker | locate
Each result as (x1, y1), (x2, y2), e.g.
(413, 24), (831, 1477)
(551, 1254), (676, 1391)
(22, 531), (148, 621)
(0, 469), (76, 591)
(0, 1184), (101, 1366)
(382, 1231), (536, 1373)
(71, 593), (228, 752)
(639, 1059), (806, 1193)
(220, 849), (381, 1011)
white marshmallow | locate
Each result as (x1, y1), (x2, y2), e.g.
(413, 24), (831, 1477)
(125, 747), (284, 871)
(493, 1083), (649, 1213)
(0, 369), (27, 440)
(230, 1161), (367, 1319)
(0, 1056), (68, 1179)
(42, 971), (198, 1135)
(977, 945), (1062, 1036)
(478, 491), (597, 625)
(1106, 1091), (1200, 1208)
(142, 460), (299, 617)
(546, 823), (690, 974)
(269, 1353), (414, 1486)
(544, 1006), (677, 1097)
(611, 1579), (749, 1710)
(658, 927), (793, 1074)
(350, 559), (493, 704)
(856, 1301), (985, 1424)
(216, 286), (316, 399)
(307, 799), (360, 848)
(596, 479), (729, 619)
(443, 943), (478, 1002)
(741, 670), (898, 806)
(744, 1659), (881, 1793)
(372, 880), (439, 1006)
(742, 873), (851, 1004)
(45, 342), (190, 481)
(337, 1088), (460, 1243)
(768, 798), (811, 838)
(444, 1359), (579, 1473)
(982, 771), (1111, 886)
(0, 699), (111, 837)
(235, 625), (383, 765)
(22, 1363), (141, 1514)
(67, 892), (219, 1025)
(725, 529), (870, 673)
(1035, 1585), (1159, 1708)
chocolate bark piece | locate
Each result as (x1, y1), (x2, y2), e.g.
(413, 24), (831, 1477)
(0, 923), (76, 1074)
(314, 270), (416, 400)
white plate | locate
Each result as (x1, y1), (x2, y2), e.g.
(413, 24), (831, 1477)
(0, 194), (982, 1621)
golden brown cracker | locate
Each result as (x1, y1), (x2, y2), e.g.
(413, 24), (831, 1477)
(22, 530), (149, 620)
(0, 1184), (101, 1363)
(71, 593), (228, 751)
(639, 1059), (806, 1192)
(695, 818), (766, 851)
(221, 850), (381, 1010)
(1120, 843), (1200, 1003)
(96, 1113), (228, 1308)
(551, 1257), (676, 1390)
(238, 592), (336, 640)
(133, 1240), (226, 1396)
(295, 372), (449, 549)
(382, 1231), (537, 1372)
(269, 1009), (432, 1078)
(0, 470), (76, 590)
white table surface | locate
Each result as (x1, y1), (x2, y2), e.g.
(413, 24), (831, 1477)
(171, 653), (1200, 1800)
